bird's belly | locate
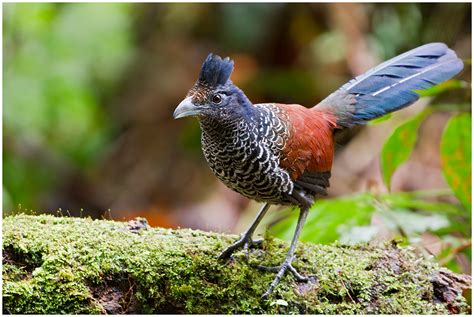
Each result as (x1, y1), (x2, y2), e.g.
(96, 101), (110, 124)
(202, 139), (293, 204)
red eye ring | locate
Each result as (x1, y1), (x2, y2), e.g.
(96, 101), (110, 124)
(212, 94), (222, 104)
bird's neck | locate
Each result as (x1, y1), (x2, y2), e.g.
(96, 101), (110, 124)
(199, 106), (255, 138)
(198, 112), (240, 135)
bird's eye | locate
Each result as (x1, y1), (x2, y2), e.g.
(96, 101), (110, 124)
(211, 94), (222, 105)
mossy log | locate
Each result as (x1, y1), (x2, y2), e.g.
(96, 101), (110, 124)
(2, 214), (471, 314)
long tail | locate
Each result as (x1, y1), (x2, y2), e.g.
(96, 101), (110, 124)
(316, 43), (464, 127)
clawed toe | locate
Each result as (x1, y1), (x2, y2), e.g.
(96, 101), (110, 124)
(219, 205), (312, 298)
(255, 260), (308, 282)
(219, 203), (271, 261)
(288, 264), (309, 282)
(219, 235), (264, 261)
(221, 239), (311, 298)
(260, 257), (310, 298)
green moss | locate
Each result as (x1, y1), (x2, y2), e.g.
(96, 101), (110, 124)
(2, 214), (469, 314)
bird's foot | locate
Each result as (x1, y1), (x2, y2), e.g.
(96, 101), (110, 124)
(219, 234), (264, 261)
(255, 256), (309, 298)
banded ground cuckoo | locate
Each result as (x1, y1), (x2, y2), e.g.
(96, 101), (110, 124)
(173, 43), (463, 297)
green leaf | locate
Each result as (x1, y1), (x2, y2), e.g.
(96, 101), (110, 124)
(380, 109), (430, 189)
(440, 113), (471, 210)
(368, 113), (392, 125)
(415, 79), (469, 97)
(378, 209), (450, 236)
(379, 190), (465, 216)
(378, 190), (469, 236)
(430, 103), (471, 112)
(269, 193), (376, 244)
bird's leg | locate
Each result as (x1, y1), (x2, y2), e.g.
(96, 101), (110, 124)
(260, 206), (310, 298)
(219, 203), (271, 261)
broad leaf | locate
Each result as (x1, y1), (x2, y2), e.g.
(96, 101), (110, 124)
(380, 110), (430, 189)
(269, 193), (375, 244)
(440, 113), (471, 210)
(378, 209), (450, 236)
(415, 79), (469, 97)
(379, 190), (464, 216)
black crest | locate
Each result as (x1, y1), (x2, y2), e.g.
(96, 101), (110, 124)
(198, 53), (234, 87)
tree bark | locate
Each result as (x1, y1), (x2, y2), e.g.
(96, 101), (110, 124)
(3, 215), (471, 314)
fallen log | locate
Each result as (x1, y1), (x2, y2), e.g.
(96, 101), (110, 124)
(2, 214), (471, 314)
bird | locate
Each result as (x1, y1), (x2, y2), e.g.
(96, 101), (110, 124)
(173, 43), (463, 297)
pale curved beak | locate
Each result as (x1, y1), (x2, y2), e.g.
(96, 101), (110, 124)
(173, 96), (200, 119)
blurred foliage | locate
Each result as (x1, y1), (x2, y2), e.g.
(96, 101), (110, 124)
(271, 193), (376, 244)
(4, 3), (134, 210)
(416, 79), (470, 97)
(380, 109), (431, 188)
(219, 4), (283, 51)
(440, 113), (472, 211)
(270, 190), (465, 244)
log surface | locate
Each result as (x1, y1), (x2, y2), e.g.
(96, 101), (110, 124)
(2, 214), (471, 314)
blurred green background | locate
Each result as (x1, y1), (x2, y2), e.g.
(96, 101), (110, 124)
(3, 3), (471, 275)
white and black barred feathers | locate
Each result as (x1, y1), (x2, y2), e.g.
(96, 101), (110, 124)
(200, 103), (296, 204)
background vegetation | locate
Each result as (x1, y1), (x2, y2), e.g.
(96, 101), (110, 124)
(3, 3), (471, 277)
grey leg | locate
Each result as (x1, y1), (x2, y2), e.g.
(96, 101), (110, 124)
(219, 203), (271, 260)
(261, 206), (310, 298)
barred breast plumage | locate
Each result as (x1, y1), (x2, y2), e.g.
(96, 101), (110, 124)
(200, 103), (294, 204)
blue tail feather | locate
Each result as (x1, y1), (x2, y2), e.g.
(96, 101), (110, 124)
(317, 43), (464, 127)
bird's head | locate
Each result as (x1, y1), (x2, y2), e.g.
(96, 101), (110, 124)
(173, 53), (251, 120)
